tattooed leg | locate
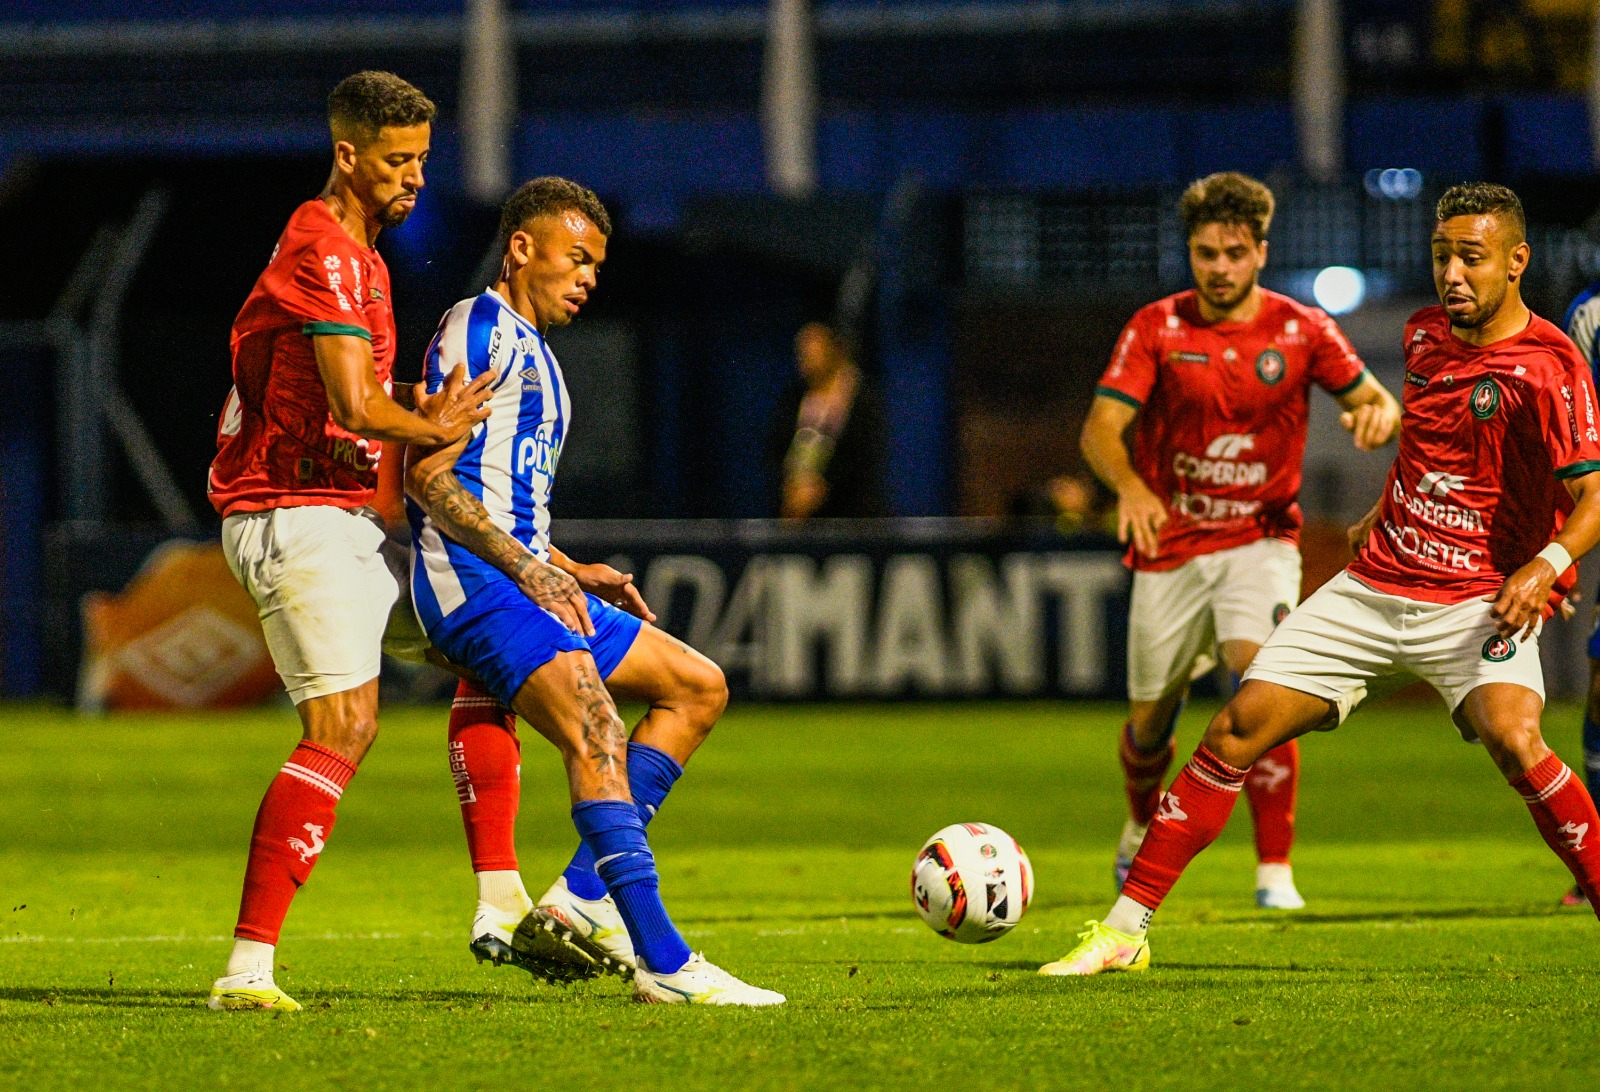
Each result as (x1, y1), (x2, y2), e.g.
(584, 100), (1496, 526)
(511, 650), (632, 802)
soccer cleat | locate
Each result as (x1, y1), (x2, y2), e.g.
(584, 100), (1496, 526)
(1255, 862), (1306, 910)
(1038, 920), (1150, 977)
(1114, 819), (1148, 892)
(1561, 884), (1592, 908)
(207, 972), (301, 1012)
(523, 875), (637, 977)
(469, 899), (548, 977)
(632, 953), (785, 1006)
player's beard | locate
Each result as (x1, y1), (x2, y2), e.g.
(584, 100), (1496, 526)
(377, 195), (416, 229)
(1445, 283), (1504, 329)
(1199, 276), (1254, 312)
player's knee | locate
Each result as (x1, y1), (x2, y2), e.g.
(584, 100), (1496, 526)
(685, 658), (728, 728)
(1200, 704), (1268, 768)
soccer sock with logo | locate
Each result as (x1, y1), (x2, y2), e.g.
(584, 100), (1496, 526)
(1510, 753), (1600, 915)
(561, 742), (683, 900)
(234, 740), (357, 946)
(447, 680), (526, 911)
(1118, 745), (1249, 922)
(1119, 707), (1181, 827)
(1243, 739), (1299, 865)
(570, 799), (692, 974)
(1583, 711), (1600, 802)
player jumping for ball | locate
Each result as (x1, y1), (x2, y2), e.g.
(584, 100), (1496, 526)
(404, 178), (783, 1005)
(206, 73), (495, 1012)
(1048, 182), (1600, 977)
(1080, 172), (1401, 909)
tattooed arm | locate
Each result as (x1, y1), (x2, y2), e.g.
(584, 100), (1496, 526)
(405, 435), (595, 636)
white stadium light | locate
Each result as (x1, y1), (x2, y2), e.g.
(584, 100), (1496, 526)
(1313, 266), (1366, 315)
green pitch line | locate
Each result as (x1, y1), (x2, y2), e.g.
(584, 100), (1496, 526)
(0, 700), (1597, 1090)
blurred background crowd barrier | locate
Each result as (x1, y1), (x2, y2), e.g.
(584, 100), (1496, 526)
(2, 0), (1599, 705)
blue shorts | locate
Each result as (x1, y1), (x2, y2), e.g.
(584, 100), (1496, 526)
(426, 574), (644, 708)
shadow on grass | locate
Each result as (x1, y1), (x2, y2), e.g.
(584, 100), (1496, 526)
(0, 985), (579, 1010)
(1192, 904), (1570, 927)
(0, 987), (201, 1009)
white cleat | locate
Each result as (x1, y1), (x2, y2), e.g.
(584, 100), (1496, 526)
(207, 971), (301, 1012)
(1114, 819), (1148, 892)
(513, 876), (636, 980)
(632, 953), (785, 1006)
(1255, 863), (1306, 910)
(469, 900), (534, 969)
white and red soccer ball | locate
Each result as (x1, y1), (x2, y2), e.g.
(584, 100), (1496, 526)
(911, 822), (1032, 943)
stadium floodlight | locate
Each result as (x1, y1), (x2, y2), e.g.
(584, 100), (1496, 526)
(1312, 266), (1365, 315)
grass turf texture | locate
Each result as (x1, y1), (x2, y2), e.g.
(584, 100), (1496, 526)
(2, 700), (1598, 1090)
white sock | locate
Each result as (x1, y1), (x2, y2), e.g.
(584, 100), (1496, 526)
(477, 870), (533, 915)
(1104, 895), (1154, 936)
(224, 939), (274, 979)
(1256, 862), (1294, 890)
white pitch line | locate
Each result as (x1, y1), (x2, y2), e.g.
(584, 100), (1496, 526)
(1, 931), (430, 945)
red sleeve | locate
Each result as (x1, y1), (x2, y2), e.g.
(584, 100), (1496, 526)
(281, 236), (373, 339)
(1307, 309), (1367, 396)
(1541, 354), (1600, 480)
(1096, 313), (1159, 408)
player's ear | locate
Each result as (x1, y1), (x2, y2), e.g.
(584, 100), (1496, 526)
(332, 140), (359, 177)
(505, 229), (534, 269)
(1507, 239), (1531, 281)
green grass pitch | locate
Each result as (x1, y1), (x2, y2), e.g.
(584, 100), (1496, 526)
(2, 698), (1598, 1090)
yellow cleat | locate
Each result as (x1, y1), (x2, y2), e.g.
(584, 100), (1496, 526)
(1038, 920), (1150, 977)
(207, 973), (302, 1012)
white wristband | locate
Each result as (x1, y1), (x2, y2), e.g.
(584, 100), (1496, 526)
(1535, 542), (1573, 575)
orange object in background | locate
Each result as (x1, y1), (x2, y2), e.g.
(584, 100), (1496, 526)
(79, 540), (281, 711)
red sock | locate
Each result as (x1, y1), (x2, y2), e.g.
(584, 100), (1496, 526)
(449, 679), (521, 873)
(235, 740), (357, 944)
(1510, 753), (1600, 916)
(1122, 745), (1248, 910)
(1244, 739), (1299, 865)
(1120, 724), (1176, 827)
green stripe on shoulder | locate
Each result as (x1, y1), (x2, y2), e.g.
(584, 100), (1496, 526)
(1329, 367), (1372, 398)
(1095, 385), (1143, 410)
(302, 321), (372, 342)
(1556, 459), (1600, 480)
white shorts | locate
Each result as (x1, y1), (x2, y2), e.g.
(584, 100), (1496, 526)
(1244, 570), (1545, 735)
(222, 505), (399, 704)
(1127, 537), (1302, 702)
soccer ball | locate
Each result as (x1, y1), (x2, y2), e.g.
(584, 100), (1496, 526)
(910, 822), (1032, 943)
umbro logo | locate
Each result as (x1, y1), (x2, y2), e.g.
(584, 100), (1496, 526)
(1417, 471), (1466, 497)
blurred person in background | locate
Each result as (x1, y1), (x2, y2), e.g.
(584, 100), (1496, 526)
(1078, 172), (1400, 910)
(1556, 269), (1600, 908)
(1008, 472), (1117, 537)
(772, 321), (886, 519)
(205, 71), (493, 1013)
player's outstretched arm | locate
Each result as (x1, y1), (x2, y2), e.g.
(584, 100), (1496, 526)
(547, 545), (656, 622)
(316, 335), (494, 446)
(1347, 494), (1383, 554)
(1080, 394), (1166, 558)
(404, 440), (595, 636)
(1336, 374), (1401, 451)
(1490, 470), (1600, 638)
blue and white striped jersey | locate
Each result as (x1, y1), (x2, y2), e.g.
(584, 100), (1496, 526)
(408, 289), (572, 631)
(1564, 279), (1600, 381)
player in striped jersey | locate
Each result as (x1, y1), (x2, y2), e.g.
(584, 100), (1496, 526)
(405, 177), (782, 1006)
(1560, 278), (1600, 907)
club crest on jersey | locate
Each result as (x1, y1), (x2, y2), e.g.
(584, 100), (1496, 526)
(1482, 635), (1515, 663)
(1470, 378), (1501, 420)
(1255, 349), (1286, 385)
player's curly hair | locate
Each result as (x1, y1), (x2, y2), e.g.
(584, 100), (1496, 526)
(499, 177), (613, 248)
(328, 71), (435, 145)
(1179, 172), (1275, 242)
(1436, 182), (1525, 241)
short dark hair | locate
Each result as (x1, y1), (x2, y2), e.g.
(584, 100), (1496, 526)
(1179, 172), (1275, 242)
(499, 176), (612, 249)
(328, 71), (435, 145)
(1436, 182), (1525, 241)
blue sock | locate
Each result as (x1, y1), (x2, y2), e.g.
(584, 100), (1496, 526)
(570, 798), (691, 974)
(562, 743), (683, 900)
(1583, 714), (1600, 801)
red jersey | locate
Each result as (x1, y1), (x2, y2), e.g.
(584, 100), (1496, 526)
(1097, 288), (1368, 571)
(208, 199), (397, 517)
(1348, 306), (1600, 604)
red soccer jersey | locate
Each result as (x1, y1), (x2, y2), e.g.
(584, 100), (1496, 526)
(1097, 288), (1369, 571)
(208, 199), (396, 517)
(1348, 306), (1600, 604)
